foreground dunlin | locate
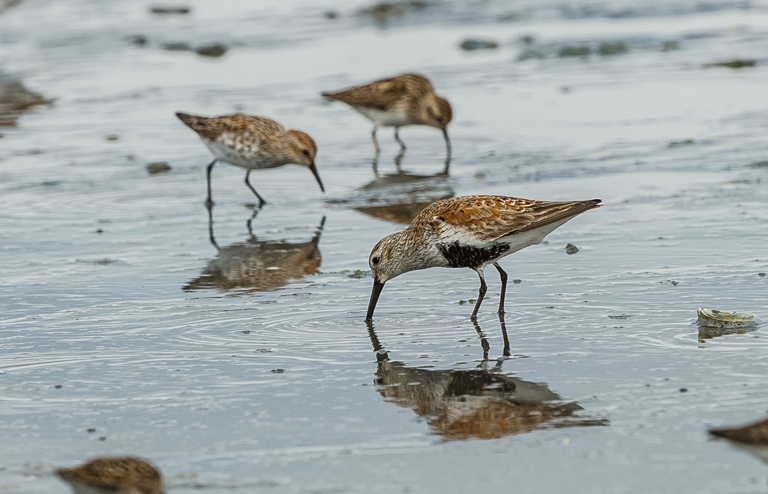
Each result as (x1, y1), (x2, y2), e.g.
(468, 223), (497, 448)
(176, 112), (324, 207)
(56, 457), (164, 494)
(322, 73), (452, 157)
(365, 195), (601, 321)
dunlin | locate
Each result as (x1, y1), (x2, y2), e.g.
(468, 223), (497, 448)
(365, 195), (601, 321)
(56, 457), (164, 494)
(322, 73), (452, 157)
(710, 417), (768, 445)
(176, 112), (324, 207)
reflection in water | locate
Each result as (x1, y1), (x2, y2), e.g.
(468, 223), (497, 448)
(366, 320), (608, 441)
(183, 211), (325, 293)
(710, 417), (768, 465)
(355, 152), (454, 224)
(698, 325), (757, 343)
(0, 77), (50, 127)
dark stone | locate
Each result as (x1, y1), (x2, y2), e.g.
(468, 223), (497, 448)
(147, 162), (171, 175)
(150, 5), (190, 14)
(565, 243), (579, 255)
(196, 43), (227, 58)
(460, 39), (499, 51)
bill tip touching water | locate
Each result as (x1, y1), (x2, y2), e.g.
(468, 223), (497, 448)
(175, 111), (324, 208)
(365, 195), (601, 321)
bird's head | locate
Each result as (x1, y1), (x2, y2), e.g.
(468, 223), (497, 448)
(287, 130), (324, 192)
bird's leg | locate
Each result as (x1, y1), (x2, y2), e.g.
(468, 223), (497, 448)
(244, 169), (267, 208)
(472, 318), (490, 361)
(443, 129), (452, 163)
(470, 268), (488, 321)
(206, 202), (220, 252)
(493, 262), (508, 316)
(371, 124), (381, 155)
(498, 311), (511, 358)
(394, 127), (407, 150)
(205, 159), (217, 208)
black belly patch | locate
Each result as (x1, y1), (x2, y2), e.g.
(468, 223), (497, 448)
(438, 242), (510, 269)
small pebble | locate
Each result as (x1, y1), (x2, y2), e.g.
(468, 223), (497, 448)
(703, 59), (757, 69)
(512, 279), (521, 284)
(661, 40), (679, 52)
(679, 388), (688, 393)
(147, 162), (171, 175)
(54, 385), (62, 389)
(99, 436), (107, 441)
(105, 134), (119, 141)
(87, 428), (96, 433)
(95, 228), (103, 234)
(271, 369), (285, 374)
(196, 43), (227, 58)
(565, 243), (579, 255)
(460, 39), (499, 51)
(129, 35), (148, 46)
(759, 273), (766, 277)
(150, 5), (190, 14)
(323, 10), (339, 19)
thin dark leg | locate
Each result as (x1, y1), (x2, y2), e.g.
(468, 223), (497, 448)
(246, 206), (262, 237)
(205, 159), (217, 208)
(498, 311), (511, 358)
(470, 270), (488, 321)
(244, 169), (267, 208)
(371, 125), (381, 154)
(493, 262), (508, 316)
(394, 127), (407, 150)
(472, 318), (490, 361)
(206, 203), (220, 251)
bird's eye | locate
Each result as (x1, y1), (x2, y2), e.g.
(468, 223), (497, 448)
(372, 257), (380, 265)
(302, 150), (310, 157)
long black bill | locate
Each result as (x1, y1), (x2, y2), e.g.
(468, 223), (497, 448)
(309, 162), (325, 192)
(443, 129), (452, 159)
(365, 279), (385, 322)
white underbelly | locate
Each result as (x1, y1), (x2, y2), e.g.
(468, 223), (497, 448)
(355, 107), (410, 127)
(204, 140), (269, 169)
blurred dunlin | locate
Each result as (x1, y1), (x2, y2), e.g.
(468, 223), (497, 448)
(176, 112), (324, 207)
(365, 195), (601, 321)
(56, 457), (164, 494)
(710, 417), (768, 445)
(322, 73), (452, 157)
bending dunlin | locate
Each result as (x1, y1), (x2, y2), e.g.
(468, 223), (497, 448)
(322, 73), (452, 157)
(56, 457), (165, 494)
(365, 195), (601, 321)
(176, 112), (324, 207)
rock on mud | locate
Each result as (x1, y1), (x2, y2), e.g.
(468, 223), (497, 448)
(359, 1), (430, 24)
(460, 39), (499, 51)
(703, 59), (757, 69)
(150, 5), (190, 15)
(565, 243), (579, 255)
(147, 162), (171, 175)
(559, 45), (591, 57)
(598, 41), (628, 55)
(0, 78), (50, 127)
(195, 43), (228, 58)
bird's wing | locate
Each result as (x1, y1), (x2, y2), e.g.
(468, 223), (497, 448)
(322, 74), (431, 111)
(422, 195), (601, 243)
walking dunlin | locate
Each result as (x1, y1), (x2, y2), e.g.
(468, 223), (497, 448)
(365, 195), (601, 321)
(322, 73), (452, 158)
(176, 112), (324, 207)
(56, 457), (164, 494)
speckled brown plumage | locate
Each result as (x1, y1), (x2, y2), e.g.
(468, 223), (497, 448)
(175, 111), (324, 206)
(56, 457), (164, 494)
(366, 194), (601, 320)
(322, 73), (452, 155)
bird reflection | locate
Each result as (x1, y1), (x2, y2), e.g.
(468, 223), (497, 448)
(366, 320), (608, 441)
(0, 76), (50, 127)
(355, 152), (454, 225)
(183, 209), (325, 293)
(710, 417), (768, 465)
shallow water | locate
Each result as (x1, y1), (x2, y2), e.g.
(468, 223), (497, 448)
(2, 0), (768, 492)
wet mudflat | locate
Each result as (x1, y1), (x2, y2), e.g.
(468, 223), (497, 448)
(1, 0), (768, 492)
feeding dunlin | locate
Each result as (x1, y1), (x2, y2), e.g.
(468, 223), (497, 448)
(56, 457), (164, 494)
(365, 195), (601, 321)
(322, 73), (452, 157)
(176, 112), (324, 207)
